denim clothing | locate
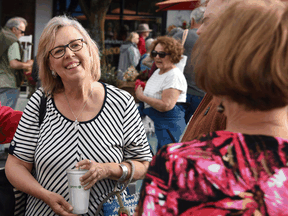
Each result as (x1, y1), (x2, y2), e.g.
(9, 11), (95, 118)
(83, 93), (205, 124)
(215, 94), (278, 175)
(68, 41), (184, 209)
(0, 88), (20, 109)
(139, 103), (186, 152)
(185, 94), (204, 124)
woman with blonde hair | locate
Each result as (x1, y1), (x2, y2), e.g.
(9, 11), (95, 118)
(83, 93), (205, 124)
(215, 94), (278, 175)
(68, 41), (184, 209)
(137, 0), (288, 215)
(5, 16), (152, 215)
(117, 31), (141, 80)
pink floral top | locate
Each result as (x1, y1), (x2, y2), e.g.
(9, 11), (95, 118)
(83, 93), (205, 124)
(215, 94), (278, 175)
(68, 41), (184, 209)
(137, 131), (288, 216)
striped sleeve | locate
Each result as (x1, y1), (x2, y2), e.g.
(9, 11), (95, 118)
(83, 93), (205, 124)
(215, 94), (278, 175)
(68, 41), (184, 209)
(8, 89), (43, 163)
(123, 94), (152, 162)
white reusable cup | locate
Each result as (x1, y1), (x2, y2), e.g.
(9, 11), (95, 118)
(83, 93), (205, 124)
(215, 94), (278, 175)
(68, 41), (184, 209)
(66, 169), (90, 214)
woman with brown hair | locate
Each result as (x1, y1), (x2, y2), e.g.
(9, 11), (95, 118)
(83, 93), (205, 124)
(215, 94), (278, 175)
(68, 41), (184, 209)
(136, 36), (187, 152)
(136, 0), (288, 215)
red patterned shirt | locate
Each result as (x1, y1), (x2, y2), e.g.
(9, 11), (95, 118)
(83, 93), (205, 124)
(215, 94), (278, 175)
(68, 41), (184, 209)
(138, 131), (288, 216)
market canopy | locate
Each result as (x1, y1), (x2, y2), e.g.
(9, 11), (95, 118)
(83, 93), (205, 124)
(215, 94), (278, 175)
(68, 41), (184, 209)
(156, 0), (200, 11)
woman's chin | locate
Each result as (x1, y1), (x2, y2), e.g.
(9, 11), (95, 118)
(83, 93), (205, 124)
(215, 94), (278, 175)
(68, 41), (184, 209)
(155, 63), (162, 69)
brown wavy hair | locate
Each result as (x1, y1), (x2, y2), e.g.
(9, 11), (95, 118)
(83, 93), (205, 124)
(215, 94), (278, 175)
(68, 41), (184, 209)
(150, 36), (183, 64)
(193, 0), (288, 111)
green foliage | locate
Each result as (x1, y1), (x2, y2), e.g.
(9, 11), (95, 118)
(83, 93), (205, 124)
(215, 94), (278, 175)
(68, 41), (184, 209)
(100, 63), (118, 86)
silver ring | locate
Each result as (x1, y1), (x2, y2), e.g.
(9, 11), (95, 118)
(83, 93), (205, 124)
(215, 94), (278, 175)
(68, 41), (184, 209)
(89, 160), (91, 164)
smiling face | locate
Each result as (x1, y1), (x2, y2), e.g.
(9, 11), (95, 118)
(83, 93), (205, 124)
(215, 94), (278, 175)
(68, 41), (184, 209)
(153, 43), (173, 71)
(48, 26), (91, 84)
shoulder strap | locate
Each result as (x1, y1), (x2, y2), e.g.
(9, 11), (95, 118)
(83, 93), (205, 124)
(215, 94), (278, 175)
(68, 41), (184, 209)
(182, 29), (189, 46)
(39, 92), (47, 127)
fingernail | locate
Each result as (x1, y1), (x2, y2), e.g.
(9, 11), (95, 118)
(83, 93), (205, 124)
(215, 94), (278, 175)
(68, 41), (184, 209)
(75, 163), (78, 167)
(79, 178), (82, 181)
(69, 206), (73, 211)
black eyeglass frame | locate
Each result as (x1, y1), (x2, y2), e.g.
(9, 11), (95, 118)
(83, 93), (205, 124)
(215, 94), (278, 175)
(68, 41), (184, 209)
(15, 27), (25, 34)
(48, 38), (87, 59)
(151, 50), (171, 58)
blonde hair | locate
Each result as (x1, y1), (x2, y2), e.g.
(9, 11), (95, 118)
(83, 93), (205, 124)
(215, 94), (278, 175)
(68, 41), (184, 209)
(193, 0), (288, 111)
(37, 15), (100, 94)
(126, 32), (138, 42)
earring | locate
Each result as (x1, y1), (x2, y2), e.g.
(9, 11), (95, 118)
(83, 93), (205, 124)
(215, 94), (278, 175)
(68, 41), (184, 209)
(51, 70), (57, 78)
(217, 102), (225, 113)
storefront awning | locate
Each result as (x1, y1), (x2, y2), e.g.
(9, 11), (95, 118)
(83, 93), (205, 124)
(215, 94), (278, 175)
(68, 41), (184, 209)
(156, 0), (200, 11)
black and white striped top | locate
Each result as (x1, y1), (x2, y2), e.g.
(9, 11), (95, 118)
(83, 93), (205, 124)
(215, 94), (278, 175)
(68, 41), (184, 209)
(9, 83), (152, 216)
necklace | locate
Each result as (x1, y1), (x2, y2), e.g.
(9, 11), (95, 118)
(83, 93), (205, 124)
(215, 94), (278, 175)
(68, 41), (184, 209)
(64, 85), (93, 130)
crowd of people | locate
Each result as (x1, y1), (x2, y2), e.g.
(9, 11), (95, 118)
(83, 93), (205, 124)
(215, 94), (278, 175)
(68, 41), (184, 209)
(2, 0), (288, 215)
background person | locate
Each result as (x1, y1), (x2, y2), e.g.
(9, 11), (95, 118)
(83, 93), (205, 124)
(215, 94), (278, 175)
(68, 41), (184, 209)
(173, 7), (206, 124)
(117, 32), (140, 81)
(137, 0), (288, 215)
(5, 15), (152, 216)
(136, 23), (152, 56)
(136, 36), (187, 152)
(140, 38), (154, 72)
(0, 103), (22, 216)
(180, 0), (229, 142)
(0, 17), (34, 109)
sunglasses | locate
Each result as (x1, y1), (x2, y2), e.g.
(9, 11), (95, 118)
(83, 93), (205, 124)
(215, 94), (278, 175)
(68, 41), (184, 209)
(16, 27), (25, 34)
(151, 50), (170, 58)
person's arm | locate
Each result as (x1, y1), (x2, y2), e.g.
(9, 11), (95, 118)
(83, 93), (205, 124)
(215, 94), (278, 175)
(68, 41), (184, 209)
(5, 90), (76, 216)
(129, 46), (140, 67)
(136, 86), (181, 112)
(8, 42), (34, 71)
(76, 95), (152, 190)
(5, 155), (76, 216)
(75, 160), (150, 190)
(10, 59), (33, 71)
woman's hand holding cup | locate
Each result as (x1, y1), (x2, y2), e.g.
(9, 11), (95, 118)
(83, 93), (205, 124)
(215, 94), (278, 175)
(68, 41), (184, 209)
(43, 190), (76, 216)
(75, 159), (109, 190)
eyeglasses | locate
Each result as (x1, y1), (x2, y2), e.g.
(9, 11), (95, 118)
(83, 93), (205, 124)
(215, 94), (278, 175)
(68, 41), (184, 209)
(151, 50), (170, 58)
(16, 27), (25, 34)
(49, 39), (87, 59)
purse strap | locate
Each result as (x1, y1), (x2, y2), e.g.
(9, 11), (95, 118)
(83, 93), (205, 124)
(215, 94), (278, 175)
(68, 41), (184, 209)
(182, 29), (189, 46)
(94, 160), (135, 216)
(39, 92), (47, 127)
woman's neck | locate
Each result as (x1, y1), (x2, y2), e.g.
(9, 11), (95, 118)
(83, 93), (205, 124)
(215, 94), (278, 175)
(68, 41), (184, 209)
(159, 64), (176, 74)
(63, 80), (94, 101)
(225, 103), (288, 139)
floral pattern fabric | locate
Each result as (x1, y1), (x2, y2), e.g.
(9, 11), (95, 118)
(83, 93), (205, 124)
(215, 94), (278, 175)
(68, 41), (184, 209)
(137, 131), (288, 216)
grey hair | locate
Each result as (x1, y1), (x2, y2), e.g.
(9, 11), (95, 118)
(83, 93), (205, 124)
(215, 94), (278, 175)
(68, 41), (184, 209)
(5, 17), (27, 29)
(145, 38), (154, 52)
(190, 7), (206, 24)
